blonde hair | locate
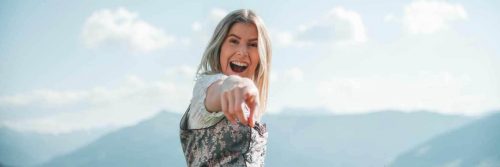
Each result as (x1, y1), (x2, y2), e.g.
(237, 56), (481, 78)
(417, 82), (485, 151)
(196, 9), (272, 113)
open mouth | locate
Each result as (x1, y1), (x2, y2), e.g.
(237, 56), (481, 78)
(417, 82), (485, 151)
(229, 61), (248, 73)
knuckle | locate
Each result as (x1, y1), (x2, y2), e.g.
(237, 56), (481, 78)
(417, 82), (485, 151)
(233, 105), (239, 112)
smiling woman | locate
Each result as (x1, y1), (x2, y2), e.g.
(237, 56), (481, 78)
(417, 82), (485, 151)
(220, 23), (260, 76)
(179, 9), (272, 166)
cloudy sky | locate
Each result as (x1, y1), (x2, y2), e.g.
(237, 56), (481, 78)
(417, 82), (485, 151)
(1, 0), (499, 134)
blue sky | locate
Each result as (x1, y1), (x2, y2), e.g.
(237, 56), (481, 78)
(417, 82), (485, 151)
(1, 0), (499, 134)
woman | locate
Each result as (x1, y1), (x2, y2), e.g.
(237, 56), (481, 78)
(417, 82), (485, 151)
(179, 9), (272, 166)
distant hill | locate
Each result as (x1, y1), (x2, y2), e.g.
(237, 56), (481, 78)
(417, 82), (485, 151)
(40, 110), (473, 167)
(39, 111), (185, 167)
(389, 112), (500, 167)
(264, 111), (473, 167)
(0, 126), (110, 167)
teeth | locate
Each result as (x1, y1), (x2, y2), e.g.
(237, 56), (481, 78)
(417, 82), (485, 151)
(232, 61), (248, 67)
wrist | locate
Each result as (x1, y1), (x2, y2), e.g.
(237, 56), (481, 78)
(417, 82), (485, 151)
(221, 75), (242, 91)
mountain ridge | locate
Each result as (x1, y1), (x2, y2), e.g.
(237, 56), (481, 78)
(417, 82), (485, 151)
(389, 111), (500, 167)
(40, 110), (474, 167)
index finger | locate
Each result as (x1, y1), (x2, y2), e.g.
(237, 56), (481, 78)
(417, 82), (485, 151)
(245, 95), (259, 128)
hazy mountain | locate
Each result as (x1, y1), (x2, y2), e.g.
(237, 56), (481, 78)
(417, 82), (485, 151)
(0, 126), (111, 167)
(40, 110), (474, 167)
(263, 111), (473, 167)
(389, 112), (500, 167)
(39, 111), (185, 167)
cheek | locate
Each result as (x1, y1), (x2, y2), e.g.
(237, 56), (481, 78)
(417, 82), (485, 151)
(220, 57), (228, 74)
(249, 52), (260, 72)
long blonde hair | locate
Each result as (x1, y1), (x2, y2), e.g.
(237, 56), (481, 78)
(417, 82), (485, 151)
(196, 9), (272, 113)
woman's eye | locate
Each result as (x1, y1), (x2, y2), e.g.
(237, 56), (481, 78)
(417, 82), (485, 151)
(229, 39), (239, 44)
(249, 43), (258, 47)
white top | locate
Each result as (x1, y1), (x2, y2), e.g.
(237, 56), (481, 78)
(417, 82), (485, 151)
(187, 73), (228, 129)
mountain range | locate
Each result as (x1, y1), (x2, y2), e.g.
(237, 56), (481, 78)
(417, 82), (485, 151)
(2, 110), (498, 167)
(389, 112), (500, 167)
(38, 110), (477, 167)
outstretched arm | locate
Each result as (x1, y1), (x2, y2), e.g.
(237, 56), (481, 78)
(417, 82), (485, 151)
(205, 75), (260, 128)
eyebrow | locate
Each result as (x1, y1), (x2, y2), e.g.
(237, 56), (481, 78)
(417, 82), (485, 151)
(228, 34), (258, 42)
(228, 34), (241, 39)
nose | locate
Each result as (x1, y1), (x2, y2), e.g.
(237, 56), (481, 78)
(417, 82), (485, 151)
(236, 45), (249, 56)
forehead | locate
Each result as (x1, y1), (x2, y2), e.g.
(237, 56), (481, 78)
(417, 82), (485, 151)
(227, 22), (258, 39)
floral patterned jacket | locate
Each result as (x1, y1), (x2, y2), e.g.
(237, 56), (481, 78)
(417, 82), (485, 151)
(179, 107), (268, 167)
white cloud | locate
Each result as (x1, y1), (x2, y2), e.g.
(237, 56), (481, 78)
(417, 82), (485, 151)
(0, 89), (89, 107)
(164, 64), (196, 81)
(189, 8), (229, 45)
(403, 1), (468, 34)
(190, 8), (228, 33)
(179, 37), (191, 46)
(209, 8), (228, 23)
(284, 67), (304, 82)
(315, 72), (499, 116)
(0, 66), (196, 134)
(328, 7), (368, 44)
(273, 6), (368, 47)
(267, 67), (305, 84)
(275, 31), (294, 47)
(269, 71), (278, 84)
(288, 26), (500, 116)
(266, 68), (314, 113)
(272, 30), (313, 48)
(82, 7), (175, 52)
(384, 13), (396, 22)
(191, 21), (202, 32)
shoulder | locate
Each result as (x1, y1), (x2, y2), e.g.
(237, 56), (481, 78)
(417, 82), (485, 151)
(193, 73), (227, 94)
(195, 73), (227, 84)
(190, 73), (228, 108)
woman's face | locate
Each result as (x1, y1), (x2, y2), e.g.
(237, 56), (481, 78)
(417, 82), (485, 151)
(220, 23), (260, 80)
